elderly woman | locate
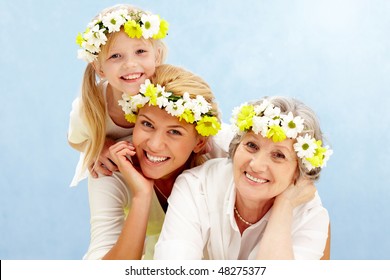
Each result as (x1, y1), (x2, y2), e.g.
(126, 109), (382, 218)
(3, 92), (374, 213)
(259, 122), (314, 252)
(154, 96), (332, 260)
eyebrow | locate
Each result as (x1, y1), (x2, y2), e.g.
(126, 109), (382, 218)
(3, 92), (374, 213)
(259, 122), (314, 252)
(273, 144), (294, 154)
(138, 113), (189, 132)
(247, 134), (295, 154)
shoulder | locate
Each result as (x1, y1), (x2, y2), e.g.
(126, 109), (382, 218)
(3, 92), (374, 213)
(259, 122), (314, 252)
(174, 158), (233, 198)
(184, 158), (232, 178)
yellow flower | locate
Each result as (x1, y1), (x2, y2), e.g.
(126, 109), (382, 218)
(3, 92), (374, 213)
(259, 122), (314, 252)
(180, 109), (195, 124)
(196, 116), (221, 136)
(236, 105), (255, 131)
(124, 20), (142, 38)
(266, 125), (286, 142)
(306, 140), (327, 167)
(125, 113), (137, 123)
(153, 18), (169, 39)
(76, 32), (84, 46)
(144, 84), (158, 105)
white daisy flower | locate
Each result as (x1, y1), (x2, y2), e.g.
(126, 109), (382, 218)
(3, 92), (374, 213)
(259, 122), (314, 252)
(252, 116), (270, 136)
(139, 79), (152, 94)
(321, 147), (333, 167)
(165, 99), (185, 117)
(230, 123), (243, 136)
(182, 92), (192, 103)
(130, 94), (149, 111)
(81, 41), (99, 54)
(118, 93), (132, 114)
(77, 49), (96, 63)
(102, 11), (126, 33)
(84, 25), (107, 48)
(294, 134), (317, 159)
(281, 112), (305, 138)
(116, 9), (131, 19)
(302, 158), (315, 171)
(87, 18), (101, 29)
(231, 104), (245, 120)
(140, 14), (160, 39)
(195, 95), (211, 114)
(264, 103), (280, 119)
(255, 100), (271, 114)
(157, 96), (170, 108)
(157, 85), (170, 97)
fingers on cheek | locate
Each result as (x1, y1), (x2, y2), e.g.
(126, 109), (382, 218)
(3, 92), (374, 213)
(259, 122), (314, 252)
(117, 148), (134, 157)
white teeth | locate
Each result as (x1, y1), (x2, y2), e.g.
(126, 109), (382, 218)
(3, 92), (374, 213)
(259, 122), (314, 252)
(245, 172), (267, 183)
(146, 153), (168, 163)
(123, 73), (141, 80)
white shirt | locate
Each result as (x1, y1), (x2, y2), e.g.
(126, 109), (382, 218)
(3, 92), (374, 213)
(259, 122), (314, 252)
(67, 81), (133, 187)
(82, 125), (234, 260)
(84, 172), (165, 260)
(154, 158), (329, 260)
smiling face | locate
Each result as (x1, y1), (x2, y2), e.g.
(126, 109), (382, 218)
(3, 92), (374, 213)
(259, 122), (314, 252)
(132, 105), (206, 183)
(233, 131), (299, 203)
(94, 31), (160, 97)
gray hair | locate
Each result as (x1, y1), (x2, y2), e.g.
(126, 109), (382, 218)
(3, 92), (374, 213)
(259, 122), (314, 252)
(228, 96), (328, 181)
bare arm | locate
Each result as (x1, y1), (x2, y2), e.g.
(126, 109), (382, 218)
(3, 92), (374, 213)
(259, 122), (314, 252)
(102, 194), (152, 259)
(102, 141), (154, 259)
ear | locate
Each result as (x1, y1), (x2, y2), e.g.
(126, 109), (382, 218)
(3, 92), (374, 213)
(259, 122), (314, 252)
(193, 136), (208, 154)
(292, 167), (301, 184)
(155, 48), (163, 66)
(92, 61), (105, 78)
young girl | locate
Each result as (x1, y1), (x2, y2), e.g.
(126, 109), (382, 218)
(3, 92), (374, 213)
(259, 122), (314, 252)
(84, 64), (225, 259)
(68, 4), (169, 186)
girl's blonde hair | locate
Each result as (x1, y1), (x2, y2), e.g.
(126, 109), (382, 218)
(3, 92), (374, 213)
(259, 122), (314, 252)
(150, 64), (223, 168)
(80, 4), (168, 171)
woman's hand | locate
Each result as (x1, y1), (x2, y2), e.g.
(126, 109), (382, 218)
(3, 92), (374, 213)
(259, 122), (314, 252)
(276, 178), (316, 208)
(109, 141), (154, 198)
(89, 137), (119, 178)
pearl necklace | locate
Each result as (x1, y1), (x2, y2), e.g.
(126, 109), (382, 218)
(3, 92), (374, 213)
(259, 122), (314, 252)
(234, 206), (254, 226)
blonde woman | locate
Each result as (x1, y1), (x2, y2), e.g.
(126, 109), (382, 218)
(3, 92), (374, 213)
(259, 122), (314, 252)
(85, 64), (226, 259)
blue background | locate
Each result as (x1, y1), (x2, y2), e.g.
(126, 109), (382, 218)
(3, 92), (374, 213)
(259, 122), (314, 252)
(1, 0), (389, 259)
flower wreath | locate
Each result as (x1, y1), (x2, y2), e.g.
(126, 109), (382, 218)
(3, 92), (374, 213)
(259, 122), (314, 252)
(231, 100), (333, 171)
(118, 79), (221, 137)
(76, 9), (169, 62)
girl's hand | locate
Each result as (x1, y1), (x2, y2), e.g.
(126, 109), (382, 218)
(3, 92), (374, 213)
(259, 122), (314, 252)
(276, 178), (316, 208)
(89, 138), (119, 178)
(109, 141), (154, 198)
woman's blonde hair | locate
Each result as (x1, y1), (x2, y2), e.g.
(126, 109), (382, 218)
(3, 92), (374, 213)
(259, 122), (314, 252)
(229, 96), (327, 181)
(150, 64), (223, 168)
(80, 4), (168, 171)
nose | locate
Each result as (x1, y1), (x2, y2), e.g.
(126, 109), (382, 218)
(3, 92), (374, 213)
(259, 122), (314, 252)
(249, 151), (269, 173)
(147, 131), (166, 152)
(123, 57), (138, 69)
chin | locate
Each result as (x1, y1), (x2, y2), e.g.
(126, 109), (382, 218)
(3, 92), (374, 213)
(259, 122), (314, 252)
(141, 167), (164, 180)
